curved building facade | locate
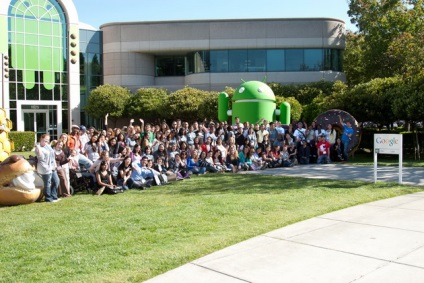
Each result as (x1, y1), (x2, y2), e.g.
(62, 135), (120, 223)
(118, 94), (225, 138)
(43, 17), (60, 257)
(101, 18), (345, 92)
(0, 0), (103, 138)
(0, 0), (80, 138)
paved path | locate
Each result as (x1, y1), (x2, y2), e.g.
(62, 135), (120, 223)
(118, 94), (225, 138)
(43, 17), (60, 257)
(242, 164), (424, 186)
(145, 165), (424, 283)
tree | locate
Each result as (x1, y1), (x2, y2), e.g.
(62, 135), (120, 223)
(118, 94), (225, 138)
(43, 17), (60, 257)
(345, 77), (402, 127)
(343, 31), (367, 86)
(347, 0), (424, 81)
(163, 87), (210, 122)
(85, 84), (131, 126)
(126, 88), (168, 122)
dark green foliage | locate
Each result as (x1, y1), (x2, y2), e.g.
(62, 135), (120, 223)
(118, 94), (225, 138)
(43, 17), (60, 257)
(85, 84), (131, 119)
(126, 88), (168, 121)
(9, 131), (35, 152)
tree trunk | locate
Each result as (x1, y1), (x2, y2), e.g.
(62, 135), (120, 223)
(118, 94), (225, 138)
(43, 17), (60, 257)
(416, 127), (421, 160)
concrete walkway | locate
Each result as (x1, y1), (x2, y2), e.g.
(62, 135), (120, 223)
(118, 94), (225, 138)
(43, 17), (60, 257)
(145, 165), (424, 283)
(242, 163), (424, 186)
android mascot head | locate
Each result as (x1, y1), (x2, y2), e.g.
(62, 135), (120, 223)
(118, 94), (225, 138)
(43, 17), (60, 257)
(218, 80), (290, 125)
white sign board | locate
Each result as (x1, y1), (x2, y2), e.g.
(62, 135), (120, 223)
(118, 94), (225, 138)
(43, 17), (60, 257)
(374, 134), (403, 183)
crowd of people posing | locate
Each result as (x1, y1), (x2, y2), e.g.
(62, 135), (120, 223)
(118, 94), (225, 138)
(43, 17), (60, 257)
(34, 116), (353, 202)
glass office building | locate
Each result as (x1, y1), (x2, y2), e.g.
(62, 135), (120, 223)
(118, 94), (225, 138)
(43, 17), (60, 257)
(0, 0), (102, 138)
(101, 18), (345, 92)
(1, 1), (345, 138)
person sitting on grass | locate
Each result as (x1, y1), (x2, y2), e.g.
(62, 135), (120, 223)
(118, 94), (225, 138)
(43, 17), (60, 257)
(131, 156), (155, 189)
(169, 153), (190, 179)
(331, 137), (345, 162)
(95, 161), (117, 195)
(288, 142), (298, 165)
(213, 149), (228, 172)
(226, 146), (241, 173)
(117, 156), (134, 190)
(279, 145), (293, 167)
(187, 149), (207, 175)
(298, 140), (310, 165)
(199, 151), (219, 173)
(238, 146), (252, 171)
(262, 145), (279, 168)
(89, 150), (123, 184)
(252, 147), (267, 170)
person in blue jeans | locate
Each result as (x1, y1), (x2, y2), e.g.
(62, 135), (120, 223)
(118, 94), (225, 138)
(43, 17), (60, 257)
(35, 134), (60, 203)
(339, 115), (354, 161)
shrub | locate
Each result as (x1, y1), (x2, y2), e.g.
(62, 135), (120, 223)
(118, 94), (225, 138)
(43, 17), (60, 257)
(9, 131), (35, 152)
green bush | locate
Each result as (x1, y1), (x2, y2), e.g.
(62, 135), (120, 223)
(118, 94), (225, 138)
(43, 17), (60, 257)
(9, 131), (35, 152)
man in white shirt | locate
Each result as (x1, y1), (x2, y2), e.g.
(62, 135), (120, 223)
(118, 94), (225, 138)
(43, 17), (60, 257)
(293, 122), (307, 144)
(79, 125), (90, 154)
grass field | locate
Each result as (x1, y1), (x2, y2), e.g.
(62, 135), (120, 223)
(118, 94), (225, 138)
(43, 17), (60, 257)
(0, 173), (422, 282)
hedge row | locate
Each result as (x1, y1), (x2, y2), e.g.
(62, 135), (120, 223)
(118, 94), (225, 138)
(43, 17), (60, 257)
(9, 131), (35, 152)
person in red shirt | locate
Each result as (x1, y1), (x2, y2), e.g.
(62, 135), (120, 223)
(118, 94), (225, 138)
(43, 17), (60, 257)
(316, 134), (331, 164)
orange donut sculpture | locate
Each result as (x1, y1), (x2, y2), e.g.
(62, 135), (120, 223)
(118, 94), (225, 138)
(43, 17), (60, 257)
(0, 155), (42, 206)
(314, 109), (361, 156)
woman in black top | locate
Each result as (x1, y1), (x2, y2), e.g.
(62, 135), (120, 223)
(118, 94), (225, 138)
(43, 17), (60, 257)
(95, 161), (116, 195)
(117, 156), (133, 190)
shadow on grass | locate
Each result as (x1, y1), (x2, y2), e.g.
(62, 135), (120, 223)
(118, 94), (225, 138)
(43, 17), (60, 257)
(160, 174), (376, 196)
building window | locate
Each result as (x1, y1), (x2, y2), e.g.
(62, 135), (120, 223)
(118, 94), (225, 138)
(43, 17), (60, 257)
(267, 50), (285, 71)
(156, 56), (185, 76)
(8, 0), (67, 101)
(228, 50), (248, 72)
(304, 49), (323, 71)
(210, 50), (228, 73)
(156, 48), (343, 76)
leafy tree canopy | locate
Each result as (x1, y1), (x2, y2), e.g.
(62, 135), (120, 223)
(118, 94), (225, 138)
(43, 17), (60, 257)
(85, 84), (131, 119)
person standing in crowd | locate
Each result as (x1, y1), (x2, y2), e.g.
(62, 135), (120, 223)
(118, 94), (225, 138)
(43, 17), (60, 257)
(339, 115), (354, 161)
(53, 141), (71, 197)
(316, 134), (331, 164)
(268, 122), (279, 147)
(68, 125), (92, 170)
(79, 125), (90, 152)
(326, 123), (337, 146)
(293, 121), (307, 146)
(256, 123), (269, 149)
(35, 134), (60, 203)
(84, 134), (101, 163)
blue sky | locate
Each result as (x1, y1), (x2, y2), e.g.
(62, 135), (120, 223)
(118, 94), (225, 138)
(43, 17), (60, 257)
(72, 0), (356, 31)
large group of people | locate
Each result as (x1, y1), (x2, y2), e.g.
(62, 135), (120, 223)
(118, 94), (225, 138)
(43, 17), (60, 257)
(35, 115), (354, 202)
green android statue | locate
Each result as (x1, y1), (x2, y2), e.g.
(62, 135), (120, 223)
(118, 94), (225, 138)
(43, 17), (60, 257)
(218, 80), (290, 125)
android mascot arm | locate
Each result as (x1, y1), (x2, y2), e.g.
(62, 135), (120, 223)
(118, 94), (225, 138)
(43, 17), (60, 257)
(218, 80), (290, 125)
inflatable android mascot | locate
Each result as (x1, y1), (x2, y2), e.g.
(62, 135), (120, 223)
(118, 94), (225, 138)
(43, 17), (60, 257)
(0, 108), (42, 206)
(218, 80), (291, 125)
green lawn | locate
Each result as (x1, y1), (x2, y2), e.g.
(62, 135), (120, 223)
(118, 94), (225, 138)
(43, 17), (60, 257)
(350, 151), (424, 167)
(0, 173), (422, 282)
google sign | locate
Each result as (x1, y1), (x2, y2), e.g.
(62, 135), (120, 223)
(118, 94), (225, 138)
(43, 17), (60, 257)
(374, 134), (403, 184)
(374, 134), (402, 154)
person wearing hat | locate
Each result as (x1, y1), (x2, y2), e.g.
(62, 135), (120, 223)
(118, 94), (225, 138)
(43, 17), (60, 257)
(316, 134), (331, 164)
